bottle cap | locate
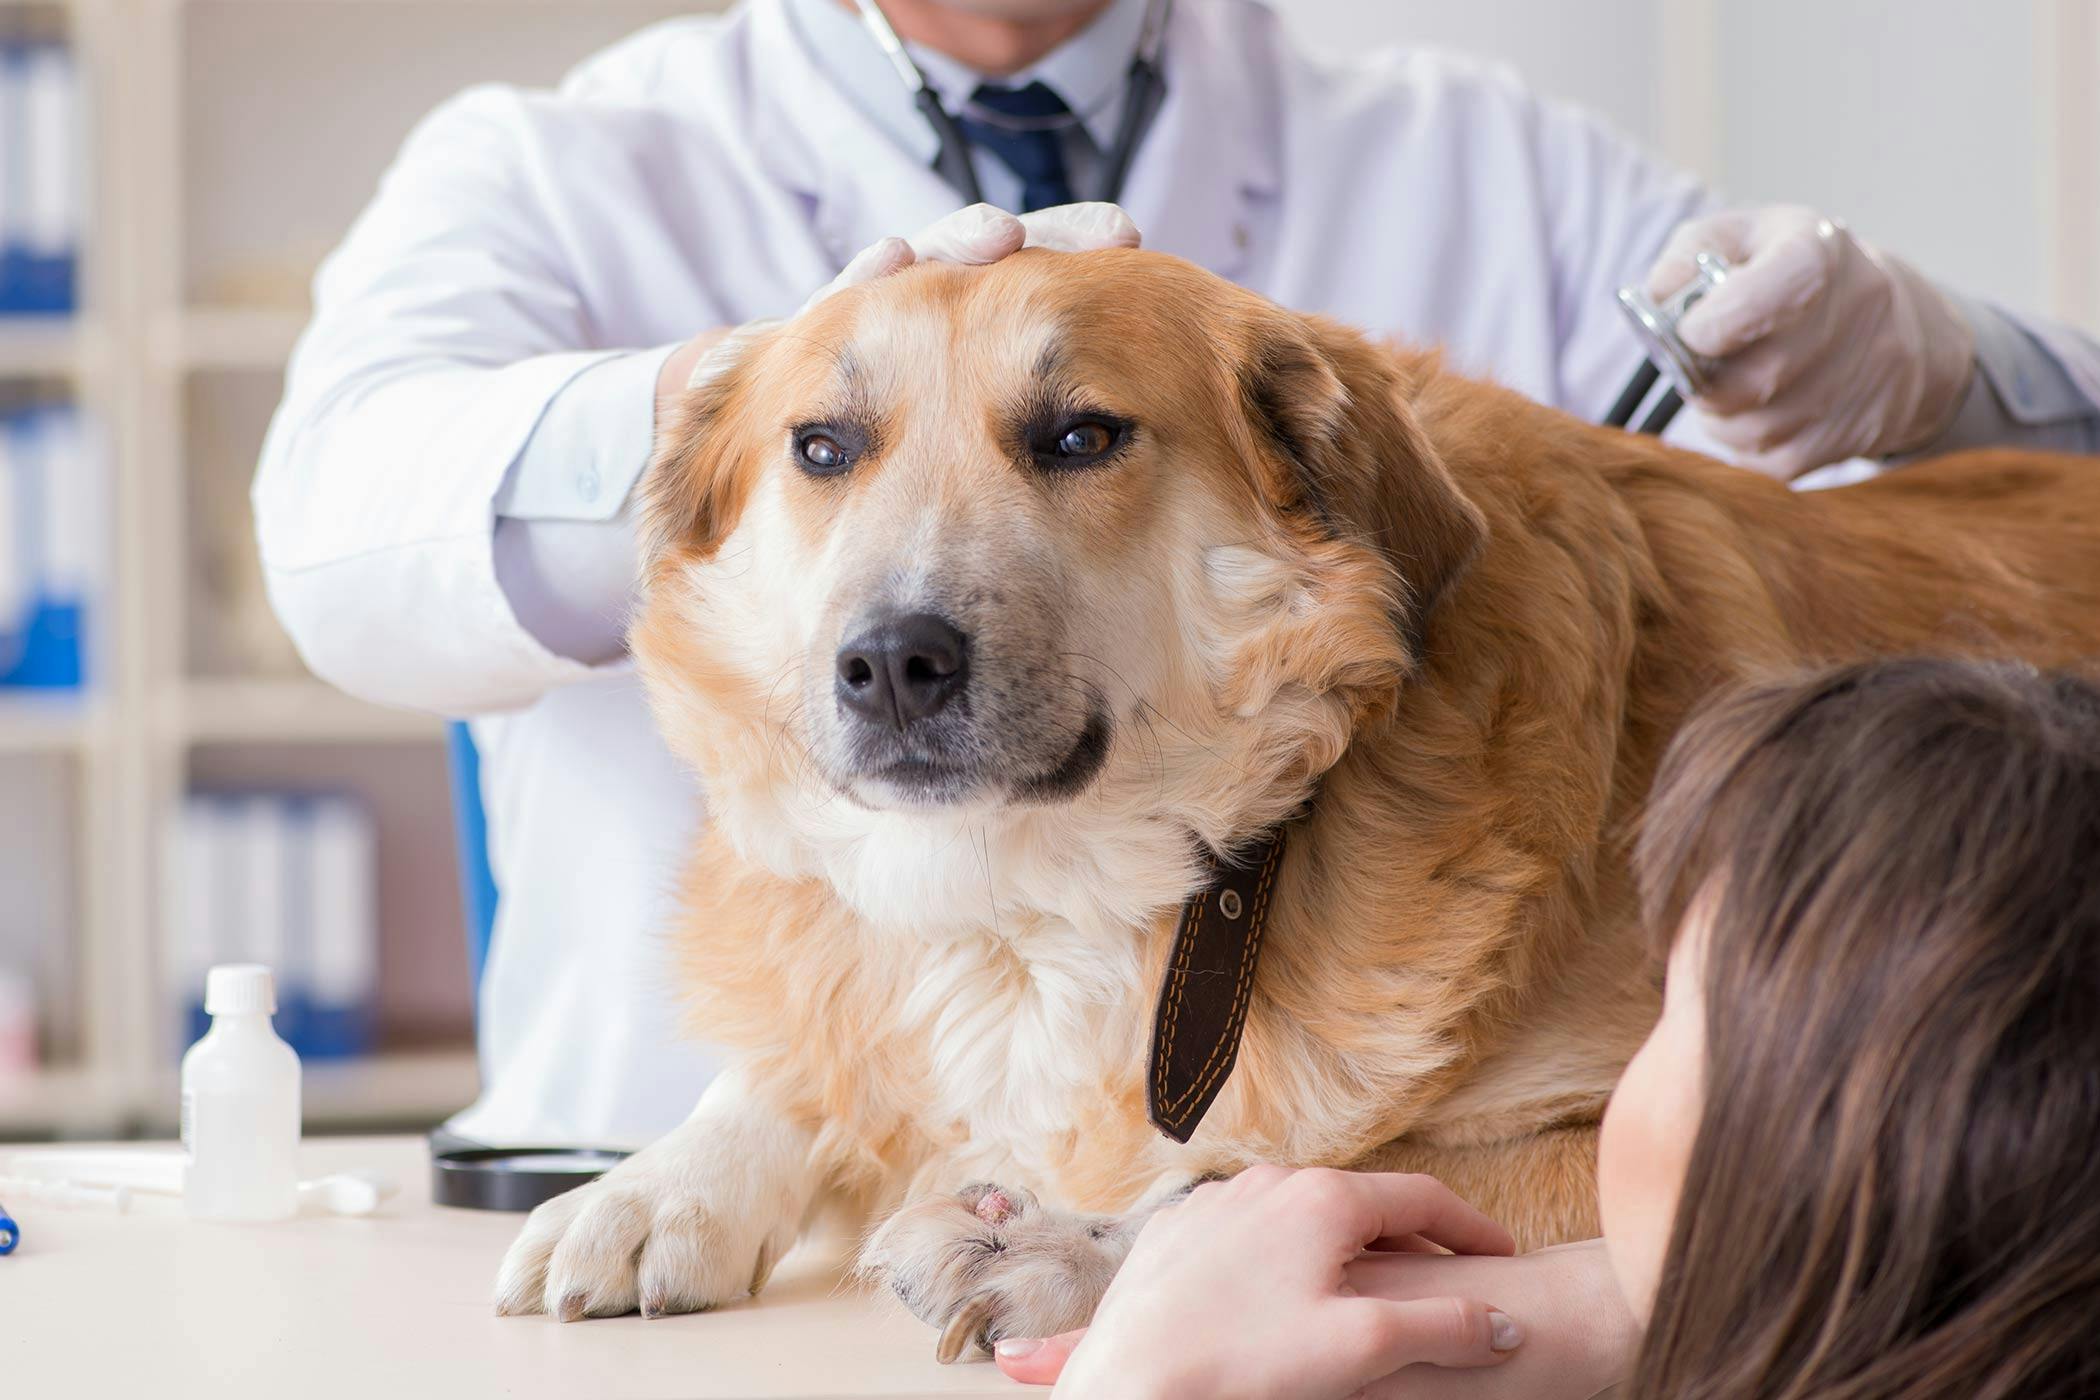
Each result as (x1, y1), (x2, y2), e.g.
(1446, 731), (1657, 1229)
(204, 964), (276, 1017)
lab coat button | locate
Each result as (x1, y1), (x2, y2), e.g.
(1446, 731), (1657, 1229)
(577, 468), (601, 503)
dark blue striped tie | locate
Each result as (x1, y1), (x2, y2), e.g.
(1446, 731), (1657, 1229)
(958, 81), (1077, 213)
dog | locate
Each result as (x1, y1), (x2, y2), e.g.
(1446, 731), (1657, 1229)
(493, 247), (2100, 1359)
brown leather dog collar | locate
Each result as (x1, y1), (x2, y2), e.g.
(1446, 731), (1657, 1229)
(1146, 828), (1289, 1143)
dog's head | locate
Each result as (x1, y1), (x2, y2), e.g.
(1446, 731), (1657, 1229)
(634, 249), (1483, 918)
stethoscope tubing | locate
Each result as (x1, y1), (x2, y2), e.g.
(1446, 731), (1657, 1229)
(1608, 360), (1687, 436)
(866, 0), (1682, 440)
(855, 0), (1171, 210)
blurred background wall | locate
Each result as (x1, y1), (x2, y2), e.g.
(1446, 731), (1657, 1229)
(0, 0), (2093, 1141)
(1284, 0), (2100, 324)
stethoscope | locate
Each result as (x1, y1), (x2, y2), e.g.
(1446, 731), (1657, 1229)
(1608, 251), (1734, 435)
(856, 0), (1712, 445)
(851, 0), (1173, 208)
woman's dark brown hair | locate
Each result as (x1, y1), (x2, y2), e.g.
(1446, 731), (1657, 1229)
(1629, 657), (2100, 1400)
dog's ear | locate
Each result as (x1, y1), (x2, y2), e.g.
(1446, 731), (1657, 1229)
(1236, 312), (1487, 665)
(637, 323), (778, 570)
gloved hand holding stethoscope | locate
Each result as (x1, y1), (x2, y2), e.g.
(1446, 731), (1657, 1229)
(1632, 206), (1978, 480)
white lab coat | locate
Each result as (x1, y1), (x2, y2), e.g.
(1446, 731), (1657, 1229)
(257, 0), (1713, 1146)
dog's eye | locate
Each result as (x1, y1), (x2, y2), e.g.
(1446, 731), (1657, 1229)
(796, 431), (852, 475)
(1033, 416), (1128, 469)
(1058, 423), (1112, 457)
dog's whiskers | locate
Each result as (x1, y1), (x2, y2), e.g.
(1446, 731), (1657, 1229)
(1047, 665), (1170, 803)
(1055, 649), (1249, 780)
(976, 824), (1001, 940)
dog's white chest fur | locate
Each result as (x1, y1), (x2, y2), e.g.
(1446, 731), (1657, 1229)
(899, 915), (1147, 1181)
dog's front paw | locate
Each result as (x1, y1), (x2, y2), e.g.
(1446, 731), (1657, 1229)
(861, 1182), (1137, 1363)
(493, 1150), (787, 1322)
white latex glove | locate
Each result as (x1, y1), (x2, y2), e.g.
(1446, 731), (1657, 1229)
(658, 202), (1140, 408)
(1645, 206), (1977, 480)
(810, 199), (1141, 306)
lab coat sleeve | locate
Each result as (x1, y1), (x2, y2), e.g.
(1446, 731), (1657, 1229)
(490, 344), (681, 667)
(1522, 92), (1715, 426)
(255, 85), (664, 716)
(1916, 293), (2100, 458)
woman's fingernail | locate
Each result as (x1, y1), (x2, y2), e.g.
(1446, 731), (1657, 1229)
(1489, 1311), (1523, 1352)
(995, 1338), (1045, 1360)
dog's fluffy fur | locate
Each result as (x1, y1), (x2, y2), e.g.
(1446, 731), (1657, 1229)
(495, 249), (2100, 1352)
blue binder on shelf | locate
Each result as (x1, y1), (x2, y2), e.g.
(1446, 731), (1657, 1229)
(0, 39), (80, 317)
(0, 40), (79, 316)
(0, 33), (88, 687)
(0, 402), (93, 690)
(170, 792), (381, 1062)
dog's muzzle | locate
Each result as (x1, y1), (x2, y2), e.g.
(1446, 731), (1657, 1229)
(829, 607), (1111, 807)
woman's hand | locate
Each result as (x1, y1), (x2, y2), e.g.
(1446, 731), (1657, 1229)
(1350, 1240), (1637, 1400)
(1003, 1235), (1635, 1400)
(1004, 1237), (1636, 1399)
(1007, 1167), (1524, 1400)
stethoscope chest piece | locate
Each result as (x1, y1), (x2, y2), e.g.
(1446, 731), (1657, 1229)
(1616, 251), (1733, 399)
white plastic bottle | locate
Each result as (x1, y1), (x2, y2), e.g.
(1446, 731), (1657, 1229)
(181, 964), (301, 1222)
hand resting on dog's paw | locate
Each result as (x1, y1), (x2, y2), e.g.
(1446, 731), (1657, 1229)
(860, 1181), (1148, 1363)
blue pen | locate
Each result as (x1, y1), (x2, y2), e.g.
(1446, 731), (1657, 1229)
(0, 1199), (16, 1255)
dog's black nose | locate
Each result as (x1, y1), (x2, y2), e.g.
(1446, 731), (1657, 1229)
(836, 613), (970, 730)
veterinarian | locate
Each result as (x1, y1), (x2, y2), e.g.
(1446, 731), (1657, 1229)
(997, 659), (2100, 1397)
(258, 0), (2100, 1164)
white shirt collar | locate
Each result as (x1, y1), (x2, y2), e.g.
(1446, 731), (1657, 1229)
(784, 0), (1151, 165)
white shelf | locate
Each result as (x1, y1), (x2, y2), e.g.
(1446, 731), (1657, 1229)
(0, 318), (89, 379)
(0, 692), (100, 753)
(0, 1066), (129, 1137)
(153, 306), (304, 373)
(0, 1049), (481, 1135)
(303, 1047), (480, 1126)
(142, 1048), (480, 1130)
(172, 677), (444, 745)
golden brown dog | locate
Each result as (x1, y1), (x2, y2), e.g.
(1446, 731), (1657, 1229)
(493, 247), (2100, 1357)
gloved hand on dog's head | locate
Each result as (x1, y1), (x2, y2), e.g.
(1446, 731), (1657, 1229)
(658, 202), (1142, 416)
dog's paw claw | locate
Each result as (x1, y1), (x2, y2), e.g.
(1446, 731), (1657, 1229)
(936, 1294), (997, 1365)
(493, 1148), (782, 1326)
(862, 1181), (1130, 1359)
